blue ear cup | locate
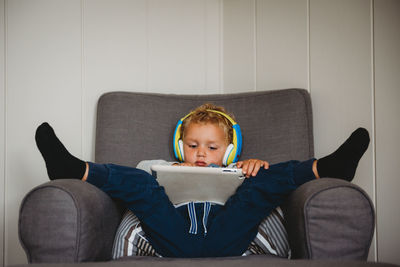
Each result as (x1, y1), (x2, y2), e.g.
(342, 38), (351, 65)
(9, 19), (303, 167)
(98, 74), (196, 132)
(173, 110), (242, 165)
(230, 123), (242, 164)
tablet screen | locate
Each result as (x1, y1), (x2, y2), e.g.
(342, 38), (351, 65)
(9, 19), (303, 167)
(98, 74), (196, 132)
(151, 165), (245, 205)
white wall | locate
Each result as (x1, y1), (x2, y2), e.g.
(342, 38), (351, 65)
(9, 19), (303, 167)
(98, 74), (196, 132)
(1, 0), (399, 265)
(6, 2), (83, 265)
(2, 0), (223, 265)
(374, 0), (400, 263)
(82, 0), (222, 160)
(223, 0), (399, 265)
(0, 1), (5, 266)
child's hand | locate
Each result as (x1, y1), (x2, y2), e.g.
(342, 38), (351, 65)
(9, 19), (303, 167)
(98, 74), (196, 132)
(237, 159), (269, 178)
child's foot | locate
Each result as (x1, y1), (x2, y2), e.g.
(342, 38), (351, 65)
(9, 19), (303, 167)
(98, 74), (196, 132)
(35, 122), (86, 180)
(317, 128), (370, 181)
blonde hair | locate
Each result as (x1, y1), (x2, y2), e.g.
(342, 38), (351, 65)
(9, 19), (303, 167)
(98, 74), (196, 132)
(181, 103), (235, 145)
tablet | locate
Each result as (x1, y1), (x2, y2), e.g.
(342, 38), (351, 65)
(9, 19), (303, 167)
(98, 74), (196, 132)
(150, 165), (245, 205)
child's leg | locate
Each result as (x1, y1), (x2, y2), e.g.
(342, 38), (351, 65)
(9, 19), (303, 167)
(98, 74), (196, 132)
(204, 128), (370, 257)
(35, 123), (201, 257)
(85, 162), (203, 257)
(204, 159), (316, 257)
(35, 122), (86, 180)
(316, 127), (370, 180)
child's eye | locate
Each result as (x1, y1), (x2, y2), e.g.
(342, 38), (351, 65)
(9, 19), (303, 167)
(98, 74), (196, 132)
(188, 144), (197, 148)
(209, 146), (218, 150)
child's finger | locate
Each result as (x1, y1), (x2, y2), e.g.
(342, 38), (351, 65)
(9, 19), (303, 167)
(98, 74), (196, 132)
(246, 161), (257, 178)
(262, 161), (269, 169)
(241, 162), (251, 177)
(242, 164), (249, 177)
(251, 162), (262, 176)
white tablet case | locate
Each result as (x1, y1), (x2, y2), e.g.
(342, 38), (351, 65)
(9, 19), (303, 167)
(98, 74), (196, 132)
(151, 165), (245, 205)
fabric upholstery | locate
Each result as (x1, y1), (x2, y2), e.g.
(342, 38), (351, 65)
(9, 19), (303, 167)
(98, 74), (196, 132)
(284, 178), (375, 259)
(112, 208), (290, 259)
(19, 180), (122, 263)
(10, 257), (398, 267)
(17, 89), (376, 265)
(95, 89), (313, 167)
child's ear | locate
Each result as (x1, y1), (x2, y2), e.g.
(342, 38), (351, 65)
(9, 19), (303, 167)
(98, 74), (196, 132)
(178, 140), (185, 161)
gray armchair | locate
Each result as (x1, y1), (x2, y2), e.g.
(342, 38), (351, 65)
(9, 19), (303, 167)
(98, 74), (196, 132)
(18, 89), (376, 266)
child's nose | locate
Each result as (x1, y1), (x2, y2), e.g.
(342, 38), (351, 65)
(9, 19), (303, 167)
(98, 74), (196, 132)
(197, 146), (206, 156)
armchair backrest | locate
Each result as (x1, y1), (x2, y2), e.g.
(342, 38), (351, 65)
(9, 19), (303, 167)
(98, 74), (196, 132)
(95, 89), (314, 167)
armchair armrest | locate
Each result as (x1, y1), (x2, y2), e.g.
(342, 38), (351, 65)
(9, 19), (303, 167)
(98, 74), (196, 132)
(19, 179), (122, 263)
(283, 178), (375, 260)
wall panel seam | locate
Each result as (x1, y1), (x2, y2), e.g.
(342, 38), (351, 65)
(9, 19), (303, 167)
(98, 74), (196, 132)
(253, 0), (257, 91)
(2, 0), (6, 266)
(219, 0), (223, 93)
(307, 0), (311, 93)
(204, 0), (207, 92)
(145, 0), (149, 92)
(370, 0), (378, 261)
(81, 0), (85, 158)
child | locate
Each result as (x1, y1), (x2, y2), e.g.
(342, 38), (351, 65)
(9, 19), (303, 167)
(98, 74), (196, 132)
(35, 103), (370, 258)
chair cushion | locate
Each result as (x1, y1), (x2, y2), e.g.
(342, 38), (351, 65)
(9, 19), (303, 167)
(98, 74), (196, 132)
(95, 89), (314, 167)
(112, 208), (290, 259)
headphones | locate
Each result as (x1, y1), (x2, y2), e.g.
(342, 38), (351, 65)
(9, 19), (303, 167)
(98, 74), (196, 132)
(173, 109), (242, 166)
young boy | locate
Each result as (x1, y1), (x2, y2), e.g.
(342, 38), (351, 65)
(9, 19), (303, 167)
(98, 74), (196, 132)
(35, 103), (370, 258)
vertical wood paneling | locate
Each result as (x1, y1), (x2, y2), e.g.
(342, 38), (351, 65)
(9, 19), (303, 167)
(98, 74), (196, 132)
(256, 0), (308, 90)
(84, 0), (147, 160)
(4, 0), (400, 265)
(310, 0), (373, 189)
(5, 0), (82, 264)
(84, 0), (221, 160)
(309, 0), (375, 259)
(374, 0), (400, 264)
(0, 0), (5, 266)
(148, 0), (210, 93)
(223, 0), (255, 93)
(205, 0), (222, 92)
(3, 1), (223, 264)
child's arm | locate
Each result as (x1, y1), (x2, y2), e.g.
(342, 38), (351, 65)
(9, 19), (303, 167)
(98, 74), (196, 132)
(236, 159), (269, 178)
(137, 160), (179, 174)
(173, 160), (269, 178)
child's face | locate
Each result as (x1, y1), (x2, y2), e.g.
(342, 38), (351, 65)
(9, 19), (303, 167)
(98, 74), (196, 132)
(182, 122), (228, 167)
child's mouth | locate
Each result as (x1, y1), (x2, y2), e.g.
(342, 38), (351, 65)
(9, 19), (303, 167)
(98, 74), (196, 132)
(195, 161), (207, 167)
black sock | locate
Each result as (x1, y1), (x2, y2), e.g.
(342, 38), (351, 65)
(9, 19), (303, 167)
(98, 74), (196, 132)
(317, 128), (370, 181)
(35, 122), (86, 180)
